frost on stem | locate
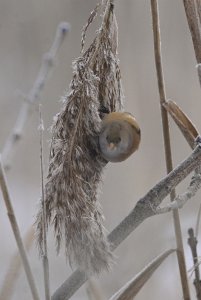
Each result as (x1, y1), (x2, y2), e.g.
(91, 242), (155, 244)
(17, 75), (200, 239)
(36, 0), (123, 274)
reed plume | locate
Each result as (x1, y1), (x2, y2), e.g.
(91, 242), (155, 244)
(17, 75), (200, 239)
(36, 0), (123, 274)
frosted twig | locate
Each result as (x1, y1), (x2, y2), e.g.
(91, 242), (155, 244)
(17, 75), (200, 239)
(39, 105), (50, 300)
(2, 22), (70, 169)
(52, 144), (201, 300)
(0, 156), (40, 300)
(156, 166), (201, 213)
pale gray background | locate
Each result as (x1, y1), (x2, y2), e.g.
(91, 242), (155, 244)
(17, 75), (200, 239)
(0, 1), (200, 299)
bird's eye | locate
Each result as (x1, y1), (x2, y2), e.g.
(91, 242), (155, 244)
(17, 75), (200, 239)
(106, 135), (121, 143)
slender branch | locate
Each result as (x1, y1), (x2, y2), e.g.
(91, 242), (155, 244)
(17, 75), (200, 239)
(2, 22), (70, 169)
(0, 156), (40, 300)
(39, 105), (50, 300)
(51, 144), (201, 300)
(157, 166), (201, 213)
(150, 1), (190, 299)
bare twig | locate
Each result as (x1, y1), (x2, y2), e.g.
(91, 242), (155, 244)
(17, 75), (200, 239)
(150, 1), (190, 299)
(2, 22), (70, 169)
(157, 166), (201, 213)
(0, 156), (40, 300)
(188, 228), (201, 299)
(0, 226), (34, 300)
(39, 105), (50, 300)
(51, 144), (201, 300)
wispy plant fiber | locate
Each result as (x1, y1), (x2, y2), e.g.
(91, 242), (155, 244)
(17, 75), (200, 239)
(36, 0), (123, 274)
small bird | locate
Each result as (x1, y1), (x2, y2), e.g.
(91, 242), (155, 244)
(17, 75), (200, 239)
(99, 112), (141, 162)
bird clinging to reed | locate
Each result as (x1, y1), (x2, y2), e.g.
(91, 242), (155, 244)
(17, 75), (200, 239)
(99, 112), (141, 162)
(36, 0), (140, 275)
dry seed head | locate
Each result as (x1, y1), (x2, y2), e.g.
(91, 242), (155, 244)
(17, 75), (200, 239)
(36, 0), (123, 274)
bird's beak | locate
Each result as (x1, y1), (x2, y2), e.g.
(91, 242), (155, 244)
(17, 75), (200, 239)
(108, 142), (116, 150)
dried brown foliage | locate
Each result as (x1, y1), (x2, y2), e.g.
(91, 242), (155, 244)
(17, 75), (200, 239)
(36, 0), (123, 274)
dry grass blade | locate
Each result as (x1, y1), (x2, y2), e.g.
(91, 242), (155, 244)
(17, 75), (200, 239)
(163, 100), (199, 149)
(0, 156), (40, 300)
(36, 0), (123, 275)
(109, 249), (176, 300)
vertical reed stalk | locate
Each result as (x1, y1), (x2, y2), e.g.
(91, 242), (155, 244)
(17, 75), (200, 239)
(39, 105), (50, 300)
(0, 156), (40, 300)
(150, 1), (190, 299)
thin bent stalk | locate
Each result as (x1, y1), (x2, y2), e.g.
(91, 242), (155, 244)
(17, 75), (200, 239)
(39, 106), (51, 300)
(150, 1), (190, 299)
(0, 156), (40, 300)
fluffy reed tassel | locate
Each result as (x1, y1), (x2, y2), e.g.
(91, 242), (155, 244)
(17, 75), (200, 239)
(36, 0), (123, 274)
